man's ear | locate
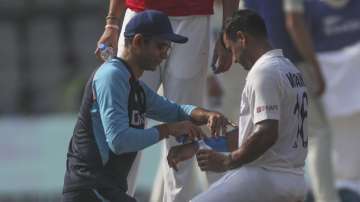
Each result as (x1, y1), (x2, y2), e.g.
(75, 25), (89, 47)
(236, 31), (247, 46)
(131, 33), (145, 50)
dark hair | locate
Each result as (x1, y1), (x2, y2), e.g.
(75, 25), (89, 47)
(224, 9), (267, 41)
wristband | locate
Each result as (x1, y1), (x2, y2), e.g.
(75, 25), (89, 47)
(106, 15), (121, 21)
(105, 24), (120, 31)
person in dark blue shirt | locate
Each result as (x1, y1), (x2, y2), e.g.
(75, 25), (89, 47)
(61, 10), (230, 202)
(305, 0), (360, 52)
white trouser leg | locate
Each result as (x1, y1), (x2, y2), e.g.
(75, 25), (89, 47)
(191, 167), (306, 202)
(296, 62), (340, 202)
(155, 16), (211, 202)
(307, 98), (340, 202)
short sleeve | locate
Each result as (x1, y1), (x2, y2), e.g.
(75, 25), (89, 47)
(250, 69), (282, 124)
(283, 0), (304, 13)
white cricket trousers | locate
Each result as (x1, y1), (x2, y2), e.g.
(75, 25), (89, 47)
(117, 9), (211, 202)
(191, 166), (306, 202)
(297, 62), (340, 202)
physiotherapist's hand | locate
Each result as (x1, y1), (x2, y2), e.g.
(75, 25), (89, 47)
(205, 111), (230, 137)
(167, 143), (199, 171)
(168, 120), (206, 141)
(95, 27), (119, 61)
(196, 149), (232, 173)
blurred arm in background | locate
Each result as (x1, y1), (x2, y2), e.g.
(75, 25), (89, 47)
(284, 3), (325, 97)
(95, 0), (126, 60)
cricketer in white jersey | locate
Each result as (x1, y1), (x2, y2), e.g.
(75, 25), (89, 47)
(167, 9), (309, 202)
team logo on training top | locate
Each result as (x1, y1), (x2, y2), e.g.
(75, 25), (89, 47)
(256, 105), (278, 113)
(131, 110), (145, 126)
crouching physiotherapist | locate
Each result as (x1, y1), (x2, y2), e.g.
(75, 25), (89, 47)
(61, 10), (229, 202)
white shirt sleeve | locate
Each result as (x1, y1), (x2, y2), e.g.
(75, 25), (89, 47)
(283, 0), (304, 13)
(251, 68), (282, 124)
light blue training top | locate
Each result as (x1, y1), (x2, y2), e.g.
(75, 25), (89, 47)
(90, 58), (196, 164)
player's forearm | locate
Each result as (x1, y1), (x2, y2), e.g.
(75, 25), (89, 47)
(226, 128), (239, 151)
(227, 124), (278, 169)
(106, 0), (126, 26)
(108, 127), (160, 154)
(285, 13), (321, 71)
(222, 0), (240, 24)
(286, 12), (326, 95)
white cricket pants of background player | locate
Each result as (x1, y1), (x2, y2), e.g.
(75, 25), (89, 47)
(190, 166), (306, 202)
(297, 62), (341, 202)
(118, 9), (212, 202)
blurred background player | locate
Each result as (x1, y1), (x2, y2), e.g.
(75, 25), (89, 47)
(95, 1), (239, 202)
(206, 0), (226, 113)
(241, 0), (340, 201)
(304, 0), (360, 200)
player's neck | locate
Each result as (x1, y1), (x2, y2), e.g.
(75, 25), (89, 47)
(120, 52), (144, 79)
(243, 40), (272, 70)
(252, 41), (272, 64)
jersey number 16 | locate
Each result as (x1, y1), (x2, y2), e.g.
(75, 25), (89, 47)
(293, 92), (308, 148)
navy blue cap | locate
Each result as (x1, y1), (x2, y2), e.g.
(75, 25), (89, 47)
(124, 10), (188, 44)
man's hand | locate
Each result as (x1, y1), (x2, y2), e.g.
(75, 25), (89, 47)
(167, 120), (206, 140)
(190, 107), (232, 137)
(196, 149), (232, 172)
(95, 28), (119, 61)
(167, 143), (199, 171)
(206, 111), (230, 137)
(313, 64), (326, 97)
(212, 37), (232, 74)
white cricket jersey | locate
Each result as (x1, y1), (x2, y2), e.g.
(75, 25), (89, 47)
(238, 49), (308, 175)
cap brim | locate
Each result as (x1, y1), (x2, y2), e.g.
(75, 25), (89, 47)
(160, 33), (188, 44)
